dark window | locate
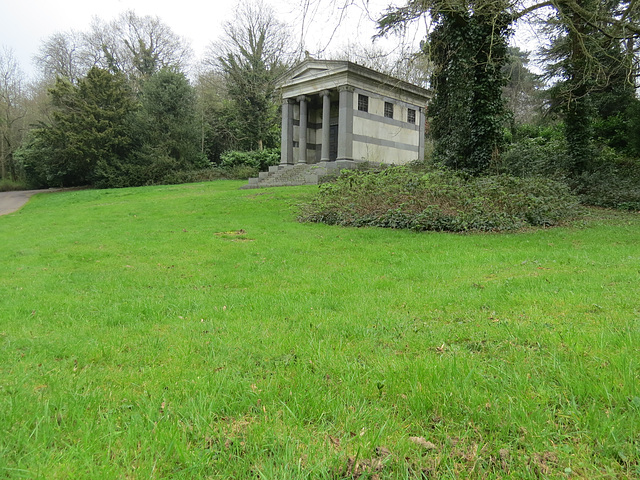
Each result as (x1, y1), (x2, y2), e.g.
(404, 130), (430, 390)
(358, 94), (369, 112)
(407, 108), (416, 124)
(384, 101), (394, 119)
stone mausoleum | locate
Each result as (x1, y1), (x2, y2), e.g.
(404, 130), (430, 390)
(244, 59), (432, 188)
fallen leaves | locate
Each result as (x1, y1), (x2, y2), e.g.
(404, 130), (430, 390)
(409, 436), (437, 451)
(339, 446), (390, 480)
(213, 229), (254, 242)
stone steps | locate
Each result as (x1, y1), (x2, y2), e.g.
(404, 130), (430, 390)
(241, 160), (360, 189)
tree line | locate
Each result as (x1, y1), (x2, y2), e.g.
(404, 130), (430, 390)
(1, 0), (640, 207)
(0, 1), (293, 189)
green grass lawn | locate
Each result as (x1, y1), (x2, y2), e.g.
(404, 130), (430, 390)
(0, 181), (638, 479)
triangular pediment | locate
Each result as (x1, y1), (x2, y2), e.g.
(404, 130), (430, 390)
(291, 66), (330, 79)
(281, 59), (349, 84)
(278, 58), (432, 102)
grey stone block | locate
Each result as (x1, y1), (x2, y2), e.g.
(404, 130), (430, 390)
(336, 160), (356, 170)
(304, 174), (319, 184)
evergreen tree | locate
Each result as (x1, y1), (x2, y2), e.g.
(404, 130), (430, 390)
(138, 68), (206, 167)
(107, 67), (207, 186)
(542, 0), (638, 169)
(21, 67), (136, 187)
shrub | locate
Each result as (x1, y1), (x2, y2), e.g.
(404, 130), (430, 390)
(219, 149), (280, 172)
(299, 166), (580, 232)
(572, 147), (640, 210)
(0, 178), (30, 192)
(498, 137), (570, 179)
(501, 124), (640, 211)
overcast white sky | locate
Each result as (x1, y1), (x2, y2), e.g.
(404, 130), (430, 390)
(1, 0), (541, 80)
(0, 0), (421, 79)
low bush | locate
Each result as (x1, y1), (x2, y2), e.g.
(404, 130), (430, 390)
(572, 148), (640, 210)
(299, 166), (580, 232)
(500, 129), (640, 211)
(498, 136), (570, 179)
(0, 178), (30, 192)
(219, 149), (280, 172)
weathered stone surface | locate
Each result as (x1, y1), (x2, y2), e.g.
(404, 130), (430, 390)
(242, 161), (360, 189)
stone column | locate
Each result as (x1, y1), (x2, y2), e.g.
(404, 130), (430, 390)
(337, 86), (354, 161)
(418, 107), (426, 162)
(297, 95), (308, 164)
(320, 90), (331, 162)
(280, 98), (294, 165)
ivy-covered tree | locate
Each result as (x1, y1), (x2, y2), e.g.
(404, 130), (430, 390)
(21, 67), (136, 187)
(379, 0), (512, 174)
(427, 3), (512, 173)
(378, 0), (640, 174)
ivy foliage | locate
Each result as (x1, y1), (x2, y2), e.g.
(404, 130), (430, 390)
(299, 166), (580, 232)
(426, 3), (512, 174)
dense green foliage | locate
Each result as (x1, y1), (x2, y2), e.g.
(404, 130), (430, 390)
(541, 0), (638, 173)
(94, 68), (208, 188)
(574, 154), (640, 210)
(1, 183), (638, 478)
(428, 6), (511, 173)
(381, 0), (640, 191)
(20, 68), (137, 187)
(0, 178), (29, 192)
(500, 124), (640, 210)
(220, 148), (280, 172)
(299, 166), (580, 232)
(19, 68), (209, 188)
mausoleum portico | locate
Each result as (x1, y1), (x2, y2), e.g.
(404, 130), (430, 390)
(278, 59), (431, 167)
(243, 59), (432, 188)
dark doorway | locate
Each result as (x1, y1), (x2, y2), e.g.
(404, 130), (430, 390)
(329, 125), (338, 161)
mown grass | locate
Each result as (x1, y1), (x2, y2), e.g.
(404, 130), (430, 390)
(0, 181), (638, 479)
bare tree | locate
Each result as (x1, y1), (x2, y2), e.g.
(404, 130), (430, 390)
(204, 0), (296, 150)
(86, 11), (193, 78)
(206, 0), (296, 73)
(334, 41), (432, 87)
(0, 47), (26, 181)
(35, 11), (193, 83)
(34, 30), (87, 83)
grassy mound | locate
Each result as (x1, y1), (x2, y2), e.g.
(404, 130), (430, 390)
(299, 166), (581, 232)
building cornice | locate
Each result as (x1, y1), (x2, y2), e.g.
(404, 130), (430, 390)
(278, 59), (432, 103)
